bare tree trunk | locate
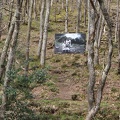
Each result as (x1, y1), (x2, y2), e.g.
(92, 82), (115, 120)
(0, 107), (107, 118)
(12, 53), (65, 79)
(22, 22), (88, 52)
(86, 0), (90, 51)
(0, 12), (16, 81)
(86, 0), (113, 119)
(65, 0), (68, 33)
(40, 0), (51, 66)
(0, 0), (3, 40)
(76, 0), (81, 33)
(115, 0), (119, 43)
(61, 0), (64, 9)
(8, 0), (14, 30)
(51, 0), (54, 6)
(33, 0), (37, 20)
(84, 0), (87, 26)
(25, 0), (33, 75)
(87, 0), (96, 111)
(1, 0), (21, 118)
(54, 0), (57, 22)
(94, 10), (102, 65)
(107, 0), (111, 14)
(37, 0), (45, 58)
(70, 0), (73, 12)
(98, 17), (105, 47)
(118, 21), (120, 74)
(22, 0), (27, 24)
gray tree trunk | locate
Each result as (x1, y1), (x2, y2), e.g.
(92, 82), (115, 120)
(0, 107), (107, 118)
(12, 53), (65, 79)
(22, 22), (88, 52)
(65, 0), (68, 32)
(86, 0), (113, 119)
(25, 0), (33, 75)
(94, 10), (102, 65)
(70, 0), (73, 12)
(118, 17), (120, 74)
(84, 0), (87, 26)
(37, 0), (45, 58)
(87, 0), (96, 112)
(51, 0), (54, 6)
(40, 0), (51, 66)
(115, 0), (119, 43)
(22, 0), (28, 24)
(54, 0), (57, 22)
(86, 0), (90, 51)
(76, 0), (81, 33)
(0, 12), (16, 81)
(8, 0), (14, 29)
(98, 17), (105, 47)
(33, 0), (37, 20)
(0, 0), (3, 40)
(1, 0), (21, 118)
(61, 0), (64, 9)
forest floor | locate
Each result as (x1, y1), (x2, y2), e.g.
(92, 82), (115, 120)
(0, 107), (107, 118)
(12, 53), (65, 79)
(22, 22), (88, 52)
(0, 1), (120, 120)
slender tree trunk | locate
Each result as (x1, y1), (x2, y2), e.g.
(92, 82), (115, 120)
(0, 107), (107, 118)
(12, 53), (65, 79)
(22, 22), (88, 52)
(8, 0), (14, 30)
(86, 0), (113, 119)
(40, 0), (51, 66)
(115, 0), (119, 42)
(76, 0), (81, 33)
(37, 0), (45, 58)
(84, 0), (87, 27)
(22, 0), (27, 24)
(33, 0), (37, 20)
(65, 0), (68, 32)
(51, 0), (54, 6)
(118, 21), (120, 74)
(107, 0), (111, 14)
(1, 0), (21, 118)
(61, 0), (64, 9)
(25, 0), (33, 75)
(70, 0), (73, 12)
(94, 10), (102, 65)
(54, 0), (57, 22)
(86, 0), (90, 51)
(87, 0), (96, 111)
(98, 17), (105, 47)
(0, 12), (16, 81)
(0, 0), (3, 40)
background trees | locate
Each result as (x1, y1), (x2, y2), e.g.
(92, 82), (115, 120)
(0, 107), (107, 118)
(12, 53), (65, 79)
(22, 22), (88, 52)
(0, 0), (119, 119)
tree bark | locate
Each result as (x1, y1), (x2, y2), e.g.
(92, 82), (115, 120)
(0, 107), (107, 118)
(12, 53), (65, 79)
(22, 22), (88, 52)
(86, 0), (113, 119)
(65, 0), (68, 33)
(33, 0), (37, 20)
(118, 22), (120, 74)
(40, 0), (51, 67)
(8, 0), (14, 30)
(61, 0), (64, 9)
(115, 0), (119, 43)
(1, 0), (21, 118)
(37, 0), (45, 58)
(98, 16), (105, 47)
(25, 0), (33, 75)
(0, 0), (3, 40)
(54, 0), (57, 22)
(0, 12), (16, 82)
(51, 0), (54, 6)
(84, 0), (87, 26)
(86, 0), (90, 51)
(76, 0), (81, 33)
(87, 0), (96, 111)
(70, 0), (74, 12)
(94, 10), (102, 65)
